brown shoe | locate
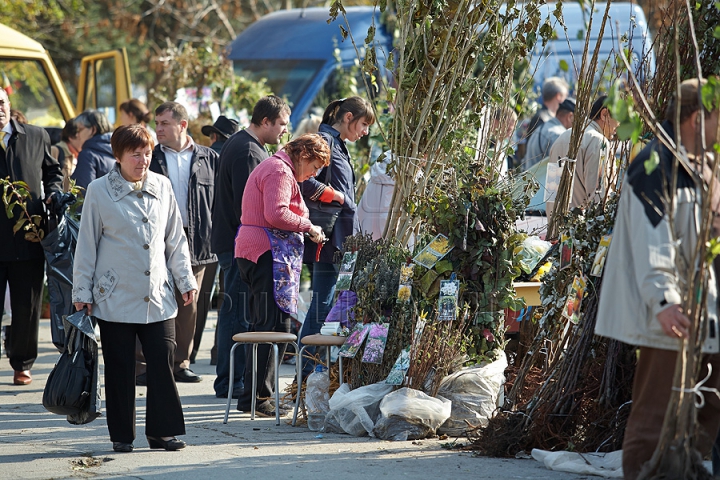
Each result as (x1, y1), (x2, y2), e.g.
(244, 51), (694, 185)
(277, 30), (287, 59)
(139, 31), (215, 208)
(13, 370), (32, 385)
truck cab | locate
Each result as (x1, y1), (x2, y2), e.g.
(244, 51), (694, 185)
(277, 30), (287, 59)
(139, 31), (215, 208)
(0, 23), (131, 127)
(227, 6), (393, 127)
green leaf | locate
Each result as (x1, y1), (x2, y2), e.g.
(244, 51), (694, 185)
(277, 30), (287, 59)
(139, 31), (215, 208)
(5, 201), (17, 219)
(714, 26), (720, 40)
(12, 217), (27, 235)
(559, 59), (569, 72)
(644, 150), (660, 175)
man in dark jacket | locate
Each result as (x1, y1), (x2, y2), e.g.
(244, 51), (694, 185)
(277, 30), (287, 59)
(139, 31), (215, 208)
(201, 115), (239, 155)
(69, 110), (114, 189)
(210, 95), (290, 399)
(0, 88), (63, 385)
(141, 101), (219, 384)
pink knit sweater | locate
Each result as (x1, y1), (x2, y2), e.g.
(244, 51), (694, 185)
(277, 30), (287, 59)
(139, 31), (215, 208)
(234, 151), (313, 262)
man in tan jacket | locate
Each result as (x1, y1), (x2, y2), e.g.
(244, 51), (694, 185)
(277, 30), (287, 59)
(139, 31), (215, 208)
(547, 96), (620, 209)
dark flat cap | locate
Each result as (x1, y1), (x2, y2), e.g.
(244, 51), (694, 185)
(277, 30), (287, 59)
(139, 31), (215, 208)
(201, 115), (240, 139)
(558, 97), (576, 113)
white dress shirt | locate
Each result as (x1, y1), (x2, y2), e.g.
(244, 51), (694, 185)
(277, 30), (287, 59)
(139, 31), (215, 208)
(160, 137), (195, 227)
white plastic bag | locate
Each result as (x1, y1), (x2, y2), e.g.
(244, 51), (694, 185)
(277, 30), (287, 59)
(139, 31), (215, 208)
(324, 382), (394, 436)
(437, 352), (507, 435)
(372, 388), (452, 441)
(532, 449), (623, 478)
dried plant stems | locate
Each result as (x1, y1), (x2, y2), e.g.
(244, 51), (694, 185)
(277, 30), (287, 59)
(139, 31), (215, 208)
(547, 0), (613, 240)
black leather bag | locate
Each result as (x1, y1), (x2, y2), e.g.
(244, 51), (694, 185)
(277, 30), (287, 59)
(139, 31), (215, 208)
(42, 319), (93, 416)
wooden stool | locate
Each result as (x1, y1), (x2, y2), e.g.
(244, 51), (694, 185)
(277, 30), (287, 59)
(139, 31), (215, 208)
(223, 331), (297, 426)
(292, 334), (346, 426)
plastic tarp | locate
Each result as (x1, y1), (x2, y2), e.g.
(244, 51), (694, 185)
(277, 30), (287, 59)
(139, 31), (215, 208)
(437, 352), (507, 435)
(532, 449), (623, 478)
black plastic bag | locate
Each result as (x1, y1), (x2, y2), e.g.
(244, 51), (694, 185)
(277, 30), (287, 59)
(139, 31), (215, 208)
(43, 309), (101, 424)
(41, 193), (79, 352)
(43, 321), (92, 415)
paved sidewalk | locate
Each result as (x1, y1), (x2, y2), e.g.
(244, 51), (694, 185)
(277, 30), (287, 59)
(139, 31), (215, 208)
(0, 315), (582, 479)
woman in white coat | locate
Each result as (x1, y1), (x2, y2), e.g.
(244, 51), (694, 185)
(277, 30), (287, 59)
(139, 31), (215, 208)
(72, 124), (198, 453)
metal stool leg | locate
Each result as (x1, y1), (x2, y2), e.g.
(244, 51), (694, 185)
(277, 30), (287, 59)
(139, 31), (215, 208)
(273, 343), (280, 426)
(338, 355), (343, 384)
(292, 345), (309, 426)
(250, 343), (258, 420)
(224, 342), (239, 424)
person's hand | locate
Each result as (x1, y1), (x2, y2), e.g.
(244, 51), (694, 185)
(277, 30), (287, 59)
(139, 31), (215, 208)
(74, 302), (93, 316)
(182, 289), (196, 306)
(308, 225), (326, 244)
(657, 304), (690, 339)
(333, 190), (345, 205)
(45, 192), (56, 205)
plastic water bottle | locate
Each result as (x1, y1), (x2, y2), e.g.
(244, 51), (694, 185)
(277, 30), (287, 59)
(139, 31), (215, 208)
(305, 365), (330, 431)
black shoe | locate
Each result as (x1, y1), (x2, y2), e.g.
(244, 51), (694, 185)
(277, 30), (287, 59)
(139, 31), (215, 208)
(113, 442), (134, 452)
(135, 373), (147, 386)
(146, 436), (186, 451)
(174, 368), (202, 383)
(216, 389), (242, 399)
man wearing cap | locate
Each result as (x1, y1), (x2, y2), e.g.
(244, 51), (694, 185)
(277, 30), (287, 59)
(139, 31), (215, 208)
(202, 116), (239, 155)
(547, 95), (620, 209)
(522, 97), (575, 170)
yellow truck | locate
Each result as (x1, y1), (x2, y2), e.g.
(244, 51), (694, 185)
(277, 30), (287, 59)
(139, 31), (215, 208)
(0, 22), (131, 127)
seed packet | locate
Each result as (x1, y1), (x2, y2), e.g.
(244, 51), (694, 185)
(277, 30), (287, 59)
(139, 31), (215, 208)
(362, 323), (390, 364)
(397, 263), (414, 302)
(590, 234), (612, 277)
(413, 233), (454, 269)
(385, 346), (410, 385)
(338, 322), (371, 358)
(559, 233), (573, 271)
(563, 274), (587, 324)
(438, 279), (460, 321)
(335, 251), (358, 291)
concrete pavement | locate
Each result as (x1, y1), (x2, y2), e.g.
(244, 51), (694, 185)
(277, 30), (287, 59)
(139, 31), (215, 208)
(0, 314), (583, 479)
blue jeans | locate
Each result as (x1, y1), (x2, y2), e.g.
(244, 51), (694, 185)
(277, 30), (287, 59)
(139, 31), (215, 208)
(298, 262), (339, 376)
(213, 251), (250, 396)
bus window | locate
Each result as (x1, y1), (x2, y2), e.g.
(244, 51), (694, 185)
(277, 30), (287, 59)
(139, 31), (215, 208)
(0, 59), (64, 126)
(81, 57), (118, 124)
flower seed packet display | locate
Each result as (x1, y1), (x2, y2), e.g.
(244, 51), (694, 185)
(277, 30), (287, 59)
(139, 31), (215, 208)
(338, 322), (371, 358)
(559, 233), (573, 271)
(563, 275), (587, 324)
(397, 263), (414, 302)
(413, 233), (454, 269)
(335, 251), (358, 292)
(385, 346), (410, 385)
(438, 279), (460, 321)
(362, 323), (390, 364)
(590, 234), (612, 277)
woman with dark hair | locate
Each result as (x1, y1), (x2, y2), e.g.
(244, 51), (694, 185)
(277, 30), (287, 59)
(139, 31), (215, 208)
(119, 99), (156, 142)
(298, 96), (376, 376)
(72, 124), (197, 452)
(234, 133), (330, 417)
(70, 109), (115, 189)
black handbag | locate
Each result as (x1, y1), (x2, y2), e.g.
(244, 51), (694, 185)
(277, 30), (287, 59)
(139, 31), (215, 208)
(305, 134), (342, 237)
(42, 317), (93, 416)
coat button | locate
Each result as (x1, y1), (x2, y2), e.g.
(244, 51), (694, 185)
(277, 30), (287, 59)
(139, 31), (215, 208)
(99, 287), (105, 294)
(144, 296), (150, 302)
(137, 192), (143, 198)
(143, 244), (149, 250)
(144, 270), (150, 276)
(142, 217), (148, 223)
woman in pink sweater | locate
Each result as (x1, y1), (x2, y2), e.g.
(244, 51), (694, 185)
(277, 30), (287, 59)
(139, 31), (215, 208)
(234, 133), (330, 416)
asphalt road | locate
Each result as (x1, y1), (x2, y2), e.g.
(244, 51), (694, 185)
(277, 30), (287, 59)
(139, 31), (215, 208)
(0, 314), (585, 479)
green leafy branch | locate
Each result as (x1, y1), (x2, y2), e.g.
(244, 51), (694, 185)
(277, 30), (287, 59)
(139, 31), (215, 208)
(1, 177), (44, 242)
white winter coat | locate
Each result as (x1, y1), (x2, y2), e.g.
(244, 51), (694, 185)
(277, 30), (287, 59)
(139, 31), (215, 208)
(72, 165), (198, 324)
